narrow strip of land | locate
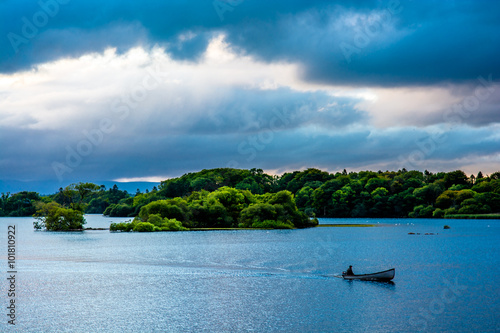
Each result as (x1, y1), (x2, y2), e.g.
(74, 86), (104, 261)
(444, 214), (500, 219)
(317, 224), (375, 227)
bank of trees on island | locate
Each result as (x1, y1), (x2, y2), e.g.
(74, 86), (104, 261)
(110, 187), (314, 232)
(1, 168), (499, 231)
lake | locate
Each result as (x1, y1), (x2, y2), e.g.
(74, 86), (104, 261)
(0, 215), (499, 332)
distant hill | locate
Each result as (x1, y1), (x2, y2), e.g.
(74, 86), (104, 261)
(0, 180), (159, 195)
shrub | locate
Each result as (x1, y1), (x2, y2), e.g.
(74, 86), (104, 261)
(110, 221), (136, 232)
(432, 208), (445, 218)
(444, 207), (458, 216)
(133, 222), (155, 232)
(160, 218), (188, 231)
(409, 204), (434, 218)
(250, 220), (294, 229)
(148, 214), (163, 226)
(239, 203), (277, 227)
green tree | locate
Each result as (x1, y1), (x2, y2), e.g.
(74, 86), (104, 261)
(34, 202), (85, 231)
(409, 204), (435, 218)
(474, 192), (500, 211)
(435, 190), (458, 209)
(235, 177), (263, 194)
(239, 203), (281, 227)
(103, 203), (134, 217)
(331, 186), (355, 217)
(295, 186), (314, 210)
(432, 208), (445, 218)
(368, 187), (390, 217)
(207, 187), (254, 226)
(311, 179), (343, 216)
(2, 191), (40, 217)
(364, 177), (390, 193)
(74, 182), (100, 203)
(139, 198), (191, 223)
(190, 177), (217, 192)
(413, 183), (445, 205)
(444, 170), (469, 188)
(389, 188), (417, 217)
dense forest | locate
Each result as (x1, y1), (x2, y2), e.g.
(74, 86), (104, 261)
(110, 187), (314, 232)
(1, 168), (499, 230)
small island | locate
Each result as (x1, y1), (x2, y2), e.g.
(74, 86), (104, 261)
(110, 186), (316, 232)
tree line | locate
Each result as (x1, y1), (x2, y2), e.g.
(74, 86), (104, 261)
(1, 168), (499, 231)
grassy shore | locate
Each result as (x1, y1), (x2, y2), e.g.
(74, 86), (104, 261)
(121, 225), (376, 231)
(189, 228), (260, 231)
(444, 213), (500, 219)
(317, 224), (375, 227)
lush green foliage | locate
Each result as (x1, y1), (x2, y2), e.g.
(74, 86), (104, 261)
(31, 182), (101, 230)
(444, 213), (500, 219)
(111, 216), (189, 232)
(108, 186), (314, 230)
(0, 191), (40, 217)
(110, 221), (135, 232)
(289, 168), (500, 218)
(52, 183), (133, 215)
(158, 168), (276, 197)
(132, 222), (156, 232)
(160, 218), (189, 231)
(135, 187), (314, 229)
(3, 168), (497, 231)
(33, 202), (85, 231)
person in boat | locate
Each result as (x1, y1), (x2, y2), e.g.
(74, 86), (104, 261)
(345, 265), (354, 276)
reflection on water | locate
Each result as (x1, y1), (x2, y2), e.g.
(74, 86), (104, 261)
(0, 216), (498, 332)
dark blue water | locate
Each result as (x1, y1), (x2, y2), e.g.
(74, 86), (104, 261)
(1, 216), (499, 332)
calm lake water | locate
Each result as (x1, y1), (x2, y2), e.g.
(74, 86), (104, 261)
(0, 215), (499, 332)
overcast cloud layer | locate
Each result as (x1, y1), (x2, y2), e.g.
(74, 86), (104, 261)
(1, 0), (499, 187)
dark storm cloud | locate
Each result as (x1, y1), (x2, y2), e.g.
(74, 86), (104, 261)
(146, 88), (368, 136)
(2, 0), (499, 85)
(2, 120), (499, 184)
(223, 0), (500, 86)
(1, 0), (499, 188)
(0, 85), (367, 182)
(0, 0), (333, 72)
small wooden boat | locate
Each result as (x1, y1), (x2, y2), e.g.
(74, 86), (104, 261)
(342, 268), (395, 281)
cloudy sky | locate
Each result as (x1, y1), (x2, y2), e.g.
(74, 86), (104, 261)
(1, 0), (499, 187)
